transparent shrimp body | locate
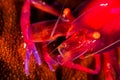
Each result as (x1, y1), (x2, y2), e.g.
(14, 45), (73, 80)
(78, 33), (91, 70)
(20, 0), (120, 76)
(57, 29), (101, 64)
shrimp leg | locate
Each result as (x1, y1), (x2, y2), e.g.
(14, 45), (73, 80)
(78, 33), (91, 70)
(20, 0), (41, 75)
(62, 54), (101, 74)
(103, 50), (120, 80)
(31, 0), (60, 17)
(42, 42), (57, 71)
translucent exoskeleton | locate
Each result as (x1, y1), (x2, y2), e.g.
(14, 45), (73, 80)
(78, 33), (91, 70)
(20, 0), (70, 75)
(20, 0), (120, 78)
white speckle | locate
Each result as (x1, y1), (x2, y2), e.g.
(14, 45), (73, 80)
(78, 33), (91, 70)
(92, 40), (96, 43)
(100, 3), (108, 7)
(23, 42), (26, 48)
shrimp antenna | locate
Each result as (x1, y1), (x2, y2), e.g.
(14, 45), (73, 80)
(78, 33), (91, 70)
(50, 0), (68, 37)
(84, 39), (120, 59)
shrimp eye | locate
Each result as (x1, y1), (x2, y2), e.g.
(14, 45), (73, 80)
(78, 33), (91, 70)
(63, 8), (71, 17)
(92, 31), (101, 39)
